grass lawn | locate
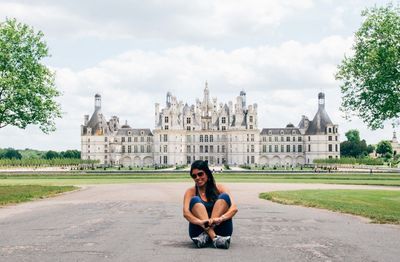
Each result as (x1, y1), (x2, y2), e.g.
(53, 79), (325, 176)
(0, 185), (77, 206)
(260, 189), (400, 224)
(1, 173), (400, 186)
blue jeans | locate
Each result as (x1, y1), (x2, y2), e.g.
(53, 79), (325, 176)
(188, 193), (233, 238)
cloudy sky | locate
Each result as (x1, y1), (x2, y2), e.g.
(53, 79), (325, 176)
(0, 0), (395, 150)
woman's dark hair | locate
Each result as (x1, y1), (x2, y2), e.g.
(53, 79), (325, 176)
(190, 160), (219, 202)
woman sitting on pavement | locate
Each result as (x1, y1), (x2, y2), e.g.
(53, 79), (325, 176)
(183, 160), (238, 249)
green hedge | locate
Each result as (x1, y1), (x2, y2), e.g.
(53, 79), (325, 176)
(0, 158), (98, 167)
(314, 157), (384, 165)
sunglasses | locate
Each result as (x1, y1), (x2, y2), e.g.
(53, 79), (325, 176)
(190, 171), (205, 179)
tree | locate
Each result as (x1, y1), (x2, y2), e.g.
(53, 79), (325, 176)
(0, 148), (22, 159)
(44, 150), (59, 159)
(336, 3), (400, 129)
(345, 129), (361, 143)
(340, 129), (370, 157)
(0, 18), (61, 133)
(61, 150), (81, 159)
(376, 140), (393, 155)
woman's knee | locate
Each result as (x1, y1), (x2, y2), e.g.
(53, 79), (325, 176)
(217, 193), (231, 207)
(189, 196), (204, 211)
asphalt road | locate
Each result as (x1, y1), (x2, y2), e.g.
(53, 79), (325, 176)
(0, 183), (399, 262)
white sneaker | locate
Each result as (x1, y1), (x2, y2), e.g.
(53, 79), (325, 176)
(192, 232), (210, 248)
(212, 235), (231, 249)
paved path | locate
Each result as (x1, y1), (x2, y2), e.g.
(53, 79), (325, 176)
(0, 183), (399, 262)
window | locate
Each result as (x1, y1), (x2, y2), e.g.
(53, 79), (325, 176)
(104, 137), (108, 142)
(262, 137), (266, 142)
(163, 134), (168, 142)
(128, 137), (132, 142)
(274, 137), (278, 142)
(329, 144), (333, 152)
(298, 136), (302, 142)
(122, 137), (125, 142)
(187, 126), (191, 131)
(205, 146), (208, 153)
(163, 155), (168, 164)
(251, 134), (254, 142)
(281, 145), (284, 152)
(247, 134), (249, 142)
(251, 156), (255, 164)
(280, 136), (284, 142)
(186, 118), (191, 124)
(187, 145), (191, 153)
(308, 144), (311, 151)
(222, 117), (226, 124)
(335, 144), (338, 152)
(298, 145), (302, 152)
(165, 116), (169, 123)
(122, 146), (125, 153)
(147, 137), (151, 142)
(286, 137), (290, 142)
(163, 145), (167, 153)
(200, 135), (203, 142)
(222, 145), (225, 153)
(274, 145), (278, 152)
(210, 146), (214, 153)
(134, 145), (138, 153)
(222, 126), (226, 131)
(251, 145), (254, 153)
(328, 136), (332, 141)
(293, 145), (296, 152)
(262, 145), (267, 153)
(147, 145), (151, 152)
(141, 137), (144, 142)
(134, 137), (138, 142)
(164, 125), (169, 130)
(249, 125), (253, 129)
(286, 145), (290, 152)
(205, 135), (209, 142)
(269, 145), (272, 152)
(141, 145), (144, 153)
(249, 116), (253, 122)
(200, 146), (203, 153)
(128, 146), (131, 153)
(269, 137), (272, 142)
(210, 135), (213, 142)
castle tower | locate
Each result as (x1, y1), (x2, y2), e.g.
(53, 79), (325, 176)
(95, 94), (101, 111)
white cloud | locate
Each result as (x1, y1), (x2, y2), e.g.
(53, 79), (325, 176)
(0, 0), (314, 40)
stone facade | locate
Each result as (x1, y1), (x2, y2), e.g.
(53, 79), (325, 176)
(81, 85), (340, 167)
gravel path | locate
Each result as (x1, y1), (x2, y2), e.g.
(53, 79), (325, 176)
(0, 183), (399, 261)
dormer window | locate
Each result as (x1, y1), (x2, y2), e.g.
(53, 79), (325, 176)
(141, 131), (144, 136)
(128, 131), (131, 136)
(268, 130), (272, 135)
(221, 117), (226, 124)
(280, 130), (284, 135)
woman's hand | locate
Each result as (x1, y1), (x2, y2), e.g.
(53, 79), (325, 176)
(211, 217), (224, 226)
(197, 219), (211, 229)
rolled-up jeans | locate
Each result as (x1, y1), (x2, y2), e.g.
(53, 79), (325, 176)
(188, 193), (233, 238)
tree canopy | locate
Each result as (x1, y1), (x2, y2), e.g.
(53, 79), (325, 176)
(0, 18), (61, 133)
(336, 3), (400, 129)
(376, 140), (393, 155)
(340, 129), (373, 158)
